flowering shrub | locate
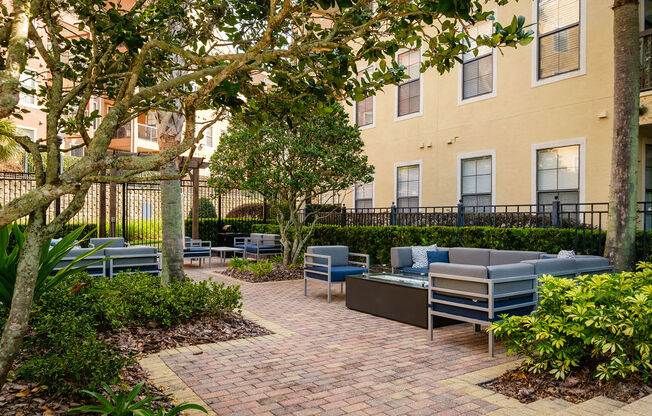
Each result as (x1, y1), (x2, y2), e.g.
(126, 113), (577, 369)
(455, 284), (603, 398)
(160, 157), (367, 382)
(490, 264), (652, 381)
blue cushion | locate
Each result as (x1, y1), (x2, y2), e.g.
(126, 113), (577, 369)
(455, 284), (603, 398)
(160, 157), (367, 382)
(185, 248), (209, 252)
(400, 267), (429, 275)
(234, 243), (278, 253)
(431, 293), (535, 322)
(305, 265), (367, 282)
(427, 250), (449, 264)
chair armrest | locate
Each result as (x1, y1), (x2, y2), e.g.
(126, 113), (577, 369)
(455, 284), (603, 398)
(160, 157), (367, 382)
(234, 237), (247, 245)
(349, 253), (369, 269)
(89, 243), (95, 248)
(304, 253), (331, 268)
(125, 242), (130, 247)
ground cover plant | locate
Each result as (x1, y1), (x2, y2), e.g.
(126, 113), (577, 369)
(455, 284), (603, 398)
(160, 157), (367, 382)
(486, 264), (652, 403)
(222, 257), (303, 283)
(0, 271), (268, 415)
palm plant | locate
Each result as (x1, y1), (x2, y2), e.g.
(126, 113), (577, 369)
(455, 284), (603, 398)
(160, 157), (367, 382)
(0, 120), (21, 163)
(0, 223), (111, 308)
(69, 381), (208, 416)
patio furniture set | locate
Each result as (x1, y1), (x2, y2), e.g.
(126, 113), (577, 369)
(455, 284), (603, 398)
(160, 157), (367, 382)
(303, 244), (613, 356)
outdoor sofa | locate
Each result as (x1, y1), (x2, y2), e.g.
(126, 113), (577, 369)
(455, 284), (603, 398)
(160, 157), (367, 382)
(52, 246), (161, 278)
(304, 245), (369, 303)
(391, 246), (614, 356)
(184, 237), (212, 266)
(89, 237), (129, 248)
(234, 233), (283, 261)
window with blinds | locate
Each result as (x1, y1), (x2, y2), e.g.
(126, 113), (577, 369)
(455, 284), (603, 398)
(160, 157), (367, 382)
(462, 21), (494, 99)
(461, 156), (492, 210)
(397, 165), (419, 208)
(355, 182), (373, 211)
(537, 0), (580, 79)
(356, 68), (374, 127)
(397, 50), (421, 117)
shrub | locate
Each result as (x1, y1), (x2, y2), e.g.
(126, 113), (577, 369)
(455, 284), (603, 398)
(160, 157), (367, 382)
(490, 264), (652, 382)
(226, 202), (264, 219)
(188, 197), (217, 219)
(248, 260), (273, 277)
(228, 258), (250, 272)
(252, 224), (652, 263)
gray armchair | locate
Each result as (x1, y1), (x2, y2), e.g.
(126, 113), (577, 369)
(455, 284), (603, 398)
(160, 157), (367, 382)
(304, 246), (369, 303)
(234, 233), (282, 261)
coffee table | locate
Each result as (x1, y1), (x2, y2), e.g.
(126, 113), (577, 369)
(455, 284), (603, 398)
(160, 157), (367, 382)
(346, 272), (457, 328)
(211, 247), (244, 265)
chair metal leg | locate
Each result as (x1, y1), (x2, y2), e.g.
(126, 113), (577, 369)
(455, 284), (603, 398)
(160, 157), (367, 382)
(340, 283), (343, 293)
(428, 312), (433, 341)
(328, 283), (331, 303)
(475, 324), (481, 332)
(304, 278), (307, 296)
(488, 329), (494, 357)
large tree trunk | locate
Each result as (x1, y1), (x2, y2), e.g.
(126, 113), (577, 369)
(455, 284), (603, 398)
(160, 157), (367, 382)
(159, 158), (185, 285)
(0, 208), (47, 386)
(605, 0), (640, 272)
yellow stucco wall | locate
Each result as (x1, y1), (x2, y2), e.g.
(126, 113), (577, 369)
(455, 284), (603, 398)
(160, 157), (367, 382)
(345, 0), (619, 209)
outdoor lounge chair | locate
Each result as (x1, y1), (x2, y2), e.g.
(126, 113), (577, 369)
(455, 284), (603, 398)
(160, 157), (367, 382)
(89, 237), (129, 248)
(304, 245), (369, 303)
(105, 246), (161, 277)
(183, 237), (212, 266)
(234, 233), (282, 261)
(51, 247), (107, 277)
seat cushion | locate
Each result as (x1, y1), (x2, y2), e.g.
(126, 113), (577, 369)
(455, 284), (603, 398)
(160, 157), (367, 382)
(521, 258), (577, 277)
(305, 265), (367, 282)
(427, 250), (449, 265)
(448, 248), (491, 266)
(489, 250), (545, 266)
(430, 263), (488, 295)
(431, 293), (535, 322)
(307, 246), (349, 266)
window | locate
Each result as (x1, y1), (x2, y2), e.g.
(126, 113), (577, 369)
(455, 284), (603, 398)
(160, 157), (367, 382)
(355, 68), (374, 127)
(204, 127), (213, 147)
(536, 145), (580, 208)
(17, 128), (35, 172)
(461, 156), (492, 209)
(537, 0), (580, 80)
(355, 182), (373, 211)
(142, 203), (152, 220)
(397, 50), (420, 117)
(19, 72), (37, 106)
(645, 0), (652, 30)
(462, 21), (494, 100)
(397, 165), (419, 208)
(91, 99), (100, 132)
(70, 146), (85, 157)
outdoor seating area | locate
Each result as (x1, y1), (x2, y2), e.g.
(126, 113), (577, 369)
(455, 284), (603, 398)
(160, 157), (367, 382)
(234, 233), (283, 261)
(303, 245), (369, 303)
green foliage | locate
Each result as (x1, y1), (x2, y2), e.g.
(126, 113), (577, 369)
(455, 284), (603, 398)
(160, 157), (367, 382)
(0, 223), (109, 309)
(0, 120), (21, 163)
(188, 197), (217, 219)
(184, 218), (270, 244)
(6, 272), (242, 393)
(228, 258), (250, 272)
(70, 381), (208, 416)
(248, 260), (273, 277)
(490, 264), (652, 382)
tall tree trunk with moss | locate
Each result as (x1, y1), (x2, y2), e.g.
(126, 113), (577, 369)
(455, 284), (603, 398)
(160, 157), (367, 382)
(159, 130), (185, 286)
(605, 0), (640, 272)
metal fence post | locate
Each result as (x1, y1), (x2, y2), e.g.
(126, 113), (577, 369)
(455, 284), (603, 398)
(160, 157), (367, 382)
(456, 200), (465, 227)
(551, 196), (561, 228)
(263, 199), (268, 223)
(341, 204), (347, 227)
(390, 202), (397, 226)
(121, 182), (127, 239)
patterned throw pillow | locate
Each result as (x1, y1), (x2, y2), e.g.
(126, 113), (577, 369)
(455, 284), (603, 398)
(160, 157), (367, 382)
(557, 250), (576, 259)
(412, 244), (437, 268)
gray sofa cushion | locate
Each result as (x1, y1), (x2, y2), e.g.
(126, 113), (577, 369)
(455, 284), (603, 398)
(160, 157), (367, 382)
(448, 248), (491, 266)
(58, 248), (105, 268)
(430, 263), (488, 295)
(391, 247), (413, 269)
(261, 234), (279, 246)
(574, 255), (611, 273)
(105, 246), (158, 267)
(489, 250), (545, 266)
(307, 246), (349, 266)
(488, 263), (536, 295)
(90, 237), (126, 248)
(521, 258), (577, 277)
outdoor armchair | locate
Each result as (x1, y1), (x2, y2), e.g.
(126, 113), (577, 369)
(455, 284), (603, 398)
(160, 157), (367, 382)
(184, 237), (212, 266)
(304, 246), (369, 303)
(104, 246), (161, 277)
(234, 233), (283, 261)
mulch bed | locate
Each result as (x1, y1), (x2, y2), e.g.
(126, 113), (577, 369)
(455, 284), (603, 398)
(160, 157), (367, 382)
(0, 313), (271, 416)
(482, 366), (652, 404)
(221, 263), (303, 283)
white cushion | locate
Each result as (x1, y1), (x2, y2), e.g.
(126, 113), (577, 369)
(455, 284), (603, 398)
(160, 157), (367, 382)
(557, 250), (576, 259)
(411, 244), (437, 269)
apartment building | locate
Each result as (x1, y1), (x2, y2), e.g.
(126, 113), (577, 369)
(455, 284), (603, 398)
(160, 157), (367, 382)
(345, 0), (652, 211)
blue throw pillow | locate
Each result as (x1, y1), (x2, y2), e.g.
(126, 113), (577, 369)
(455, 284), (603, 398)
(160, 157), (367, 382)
(427, 250), (449, 265)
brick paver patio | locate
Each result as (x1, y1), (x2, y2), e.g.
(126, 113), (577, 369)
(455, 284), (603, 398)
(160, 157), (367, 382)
(162, 268), (518, 415)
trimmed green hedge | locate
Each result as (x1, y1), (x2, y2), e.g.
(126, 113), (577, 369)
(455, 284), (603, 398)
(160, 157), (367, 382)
(252, 224), (652, 264)
(186, 218), (271, 245)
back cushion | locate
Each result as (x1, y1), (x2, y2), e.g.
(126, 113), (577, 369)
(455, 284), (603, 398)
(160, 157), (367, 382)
(105, 247), (158, 267)
(262, 234), (278, 246)
(250, 233), (264, 241)
(448, 248), (491, 266)
(307, 246), (349, 266)
(427, 250), (449, 264)
(489, 250), (544, 266)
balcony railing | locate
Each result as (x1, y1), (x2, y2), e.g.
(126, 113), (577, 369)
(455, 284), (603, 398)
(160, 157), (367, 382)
(137, 123), (157, 141)
(113, 123), (132, 139)
(641, 29), (652, 91)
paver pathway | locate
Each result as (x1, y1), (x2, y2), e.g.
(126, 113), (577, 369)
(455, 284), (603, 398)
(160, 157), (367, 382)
(162, 267), (517, 415)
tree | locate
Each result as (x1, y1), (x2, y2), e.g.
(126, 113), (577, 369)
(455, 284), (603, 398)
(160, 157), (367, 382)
(0, 0), (532, 387)
(605, 0), (640, 272)
(210, 99), (374, 265)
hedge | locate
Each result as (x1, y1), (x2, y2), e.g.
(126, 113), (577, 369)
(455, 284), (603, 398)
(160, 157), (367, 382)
(185, 218), (271, 245)
(252, 224), (652, 264)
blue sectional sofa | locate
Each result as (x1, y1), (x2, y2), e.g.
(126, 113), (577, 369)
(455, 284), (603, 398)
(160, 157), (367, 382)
(304, 246), (369, 303)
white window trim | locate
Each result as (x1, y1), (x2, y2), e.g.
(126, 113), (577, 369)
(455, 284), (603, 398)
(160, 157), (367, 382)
(353, 179), (375, 210)
(531, 0), (587, 87)
(356, 65), (376, 130)
(15, 125), (36, 172)
(531, 137), (586, 205)
(456, 150), (496, 205)
(18, 68), (40, 109)
(458, 51), (498, 105)
(394, 47), (424, 122)
(394, 160), (422, 207)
